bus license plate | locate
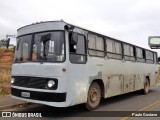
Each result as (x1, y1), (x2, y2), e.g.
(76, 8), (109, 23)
(21, 92), (30, 98)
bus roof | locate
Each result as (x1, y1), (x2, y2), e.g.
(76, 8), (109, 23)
(17, 20), (157, 53)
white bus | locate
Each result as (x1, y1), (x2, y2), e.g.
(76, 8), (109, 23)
(11, 21), (159, 110)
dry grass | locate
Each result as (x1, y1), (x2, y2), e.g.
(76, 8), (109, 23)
(0, 48), (14, 96)
(157, 66), (160, 84)
(0, 67), (11, 95)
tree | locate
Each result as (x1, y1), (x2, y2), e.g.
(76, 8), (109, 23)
(0, 39), (6, 47)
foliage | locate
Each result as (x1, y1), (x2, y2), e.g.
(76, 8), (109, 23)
(0, 39), (6, 47)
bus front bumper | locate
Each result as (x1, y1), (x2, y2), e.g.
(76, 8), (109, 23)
(11, 87), (67, 107)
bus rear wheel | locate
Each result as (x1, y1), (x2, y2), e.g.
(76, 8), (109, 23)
(143, 79), (150, 94)
(85, 82), (101, 110)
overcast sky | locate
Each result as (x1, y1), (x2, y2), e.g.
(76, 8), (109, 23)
(1, 0), (160, 54)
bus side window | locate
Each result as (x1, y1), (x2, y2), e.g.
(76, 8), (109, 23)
(123, 44), (135, 61)
(106, 39), (115, 53)
(96, 36), (104, 56)
(146, 50), (154, 64)
(136, 47), (145, 62)
(130, 46), (136, 61)
(69, 34), (86, 64)
(88, 33), (105, 57)
(124, 44), (130, 56)
(106, 39), (122, 59)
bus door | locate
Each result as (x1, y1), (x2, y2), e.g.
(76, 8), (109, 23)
(67, 32), (87, 102)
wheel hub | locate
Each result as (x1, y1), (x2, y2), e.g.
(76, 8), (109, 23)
(90, 88), (99, 103)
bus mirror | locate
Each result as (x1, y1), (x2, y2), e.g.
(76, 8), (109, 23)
(71, 32), (78, 45)
(41, 33), (51, 43)
(16, 39), (20, 50)
(64, 25), (75, 31)
(6, 38), (10, 49)
(148, 36), (160, 49)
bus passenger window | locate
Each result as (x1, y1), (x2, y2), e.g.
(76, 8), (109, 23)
(146, 50), (154, 63)
(129, 46), (136, 61)
(88, 33), (105, 57)
(123, 44), (136, 61)
(136, 48), (145, 62)
(106, 39), (122, 59)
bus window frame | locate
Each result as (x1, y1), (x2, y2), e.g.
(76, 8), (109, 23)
(69, 32), (87, 64)
(105, 38), (123, 60)
(123, 43), (136, 62)
(87, 32), (105, 58)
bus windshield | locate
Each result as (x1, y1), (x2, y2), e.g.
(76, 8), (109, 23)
(14, 31), (65, 63)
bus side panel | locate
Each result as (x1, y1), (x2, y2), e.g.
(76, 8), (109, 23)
(66, 62), (89, 106)
(105, 75), (123, 97)
(103, 59), (157, 98)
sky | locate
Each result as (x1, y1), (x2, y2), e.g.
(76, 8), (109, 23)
(1, 0), (160, 54)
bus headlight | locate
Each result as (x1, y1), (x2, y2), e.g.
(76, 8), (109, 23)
(47, 80), (55, 88)
(11, 78), (15, 84)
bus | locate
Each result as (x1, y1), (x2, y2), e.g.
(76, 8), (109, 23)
(11, 20), (159, 110)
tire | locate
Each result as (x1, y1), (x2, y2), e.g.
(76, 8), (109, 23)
(85, 82), (101, 110)
(143, 79), (150, 95)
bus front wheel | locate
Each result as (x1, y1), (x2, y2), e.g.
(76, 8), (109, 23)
(143, 79), (150, 95)
(85, 82), (101, 110)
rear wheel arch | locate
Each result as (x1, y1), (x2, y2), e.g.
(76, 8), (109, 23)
(92, 79), (105, 98)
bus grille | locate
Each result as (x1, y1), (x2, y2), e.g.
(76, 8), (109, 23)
(12, 76), (58, 89)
